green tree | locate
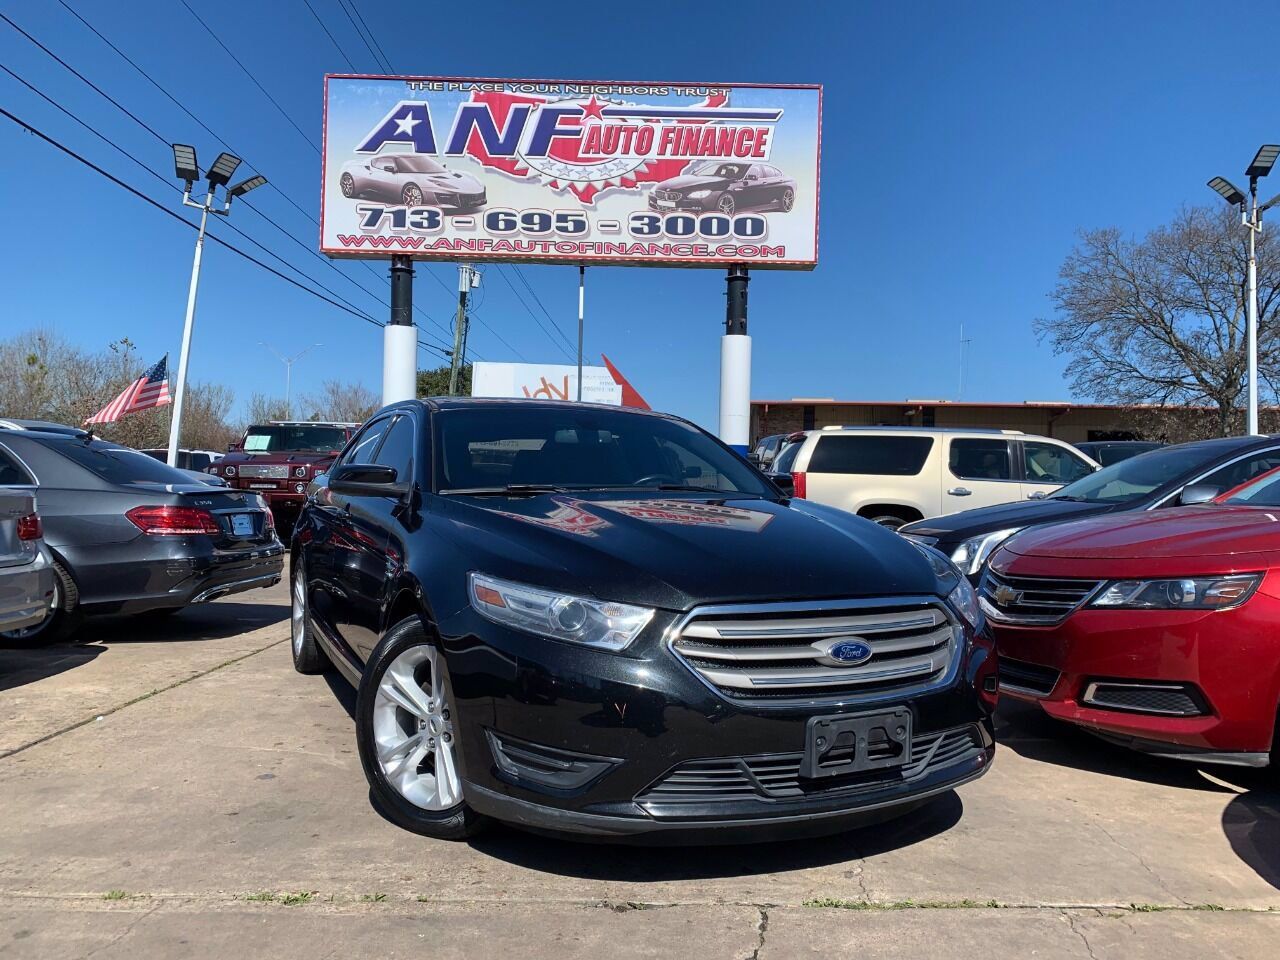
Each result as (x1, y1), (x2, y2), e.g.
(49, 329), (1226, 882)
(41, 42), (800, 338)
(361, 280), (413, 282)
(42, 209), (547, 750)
(417, 363), (472, 398)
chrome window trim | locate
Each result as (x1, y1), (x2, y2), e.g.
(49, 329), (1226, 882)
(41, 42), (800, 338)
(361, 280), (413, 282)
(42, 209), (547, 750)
(0, 439), (41, 488)
(1146, 442), (1280, 510)
(663, 594), (964, 710)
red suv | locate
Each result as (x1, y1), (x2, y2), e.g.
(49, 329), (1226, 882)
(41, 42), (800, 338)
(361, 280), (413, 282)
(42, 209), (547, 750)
(982, 468), (1280, 769)
(216, 422), (358, 528)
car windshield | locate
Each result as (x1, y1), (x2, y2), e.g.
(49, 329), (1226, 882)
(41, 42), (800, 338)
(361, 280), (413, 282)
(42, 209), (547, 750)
(1049, 443), (1223, 504)
(696, 162), (748, 179)
(436, 407), (773, 496)
(242, 425), (348, 452)
(49, 439), (193, 485)
(396, 156), (445, 174)
(1223, 468), (1280, 506)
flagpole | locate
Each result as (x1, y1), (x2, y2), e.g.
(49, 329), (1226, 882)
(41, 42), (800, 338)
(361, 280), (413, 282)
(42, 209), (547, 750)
(166, 191), (211, 467)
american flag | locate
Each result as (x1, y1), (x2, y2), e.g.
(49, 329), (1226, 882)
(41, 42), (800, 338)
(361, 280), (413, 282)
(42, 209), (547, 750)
(85, 356), (172, 425)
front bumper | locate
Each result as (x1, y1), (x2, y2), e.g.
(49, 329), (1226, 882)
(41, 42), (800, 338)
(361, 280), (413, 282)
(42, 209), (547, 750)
(993, 599), (1280, 760)
(647, 194), (714, 213)
(440, 608), (996, 839)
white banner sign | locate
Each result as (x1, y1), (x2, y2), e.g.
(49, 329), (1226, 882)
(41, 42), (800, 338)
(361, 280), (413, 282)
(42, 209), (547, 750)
(471, 362), (622, 405)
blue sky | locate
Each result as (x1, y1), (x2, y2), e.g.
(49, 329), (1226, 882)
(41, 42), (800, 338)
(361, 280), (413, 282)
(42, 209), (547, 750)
(2, 0), (1276, 431)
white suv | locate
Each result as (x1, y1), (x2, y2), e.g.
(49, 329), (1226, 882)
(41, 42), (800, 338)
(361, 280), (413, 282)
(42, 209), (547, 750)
(768, 426), (1097, 528)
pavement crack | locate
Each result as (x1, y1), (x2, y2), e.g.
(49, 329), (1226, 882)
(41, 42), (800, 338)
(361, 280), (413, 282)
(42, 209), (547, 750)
(1064, 911), (1099, 960)
(1091, 820), (1190, 906)
(745, 906), (768, 960)
(82, 902), (160, 958)
(0, 637), (288, 761)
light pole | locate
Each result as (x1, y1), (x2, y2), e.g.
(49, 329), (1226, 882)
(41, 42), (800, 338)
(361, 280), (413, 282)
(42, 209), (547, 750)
(1208, 144), (1280, 436)
(166, 144), (266, 466)
(261, 343), (321, 419)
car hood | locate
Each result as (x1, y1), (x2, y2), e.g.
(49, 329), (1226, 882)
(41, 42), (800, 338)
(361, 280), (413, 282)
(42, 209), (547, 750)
(902, 497), (1119, 543)
(1000, 505), (1280, 560)
(433, 492), (945, 611)
(656, 174), (726, 192)
(427, 171), (482, 190)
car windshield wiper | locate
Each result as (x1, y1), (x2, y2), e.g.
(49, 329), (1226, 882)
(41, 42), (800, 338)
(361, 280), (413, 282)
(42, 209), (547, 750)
(439, 484), (566, 496)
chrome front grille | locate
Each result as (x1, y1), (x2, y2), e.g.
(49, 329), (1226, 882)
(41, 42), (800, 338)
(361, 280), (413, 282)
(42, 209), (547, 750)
(238, 464), (289, 479)
(980, 569), (1101, 625)
(669, 598), (958, 704)
(653, 189), (682, 201)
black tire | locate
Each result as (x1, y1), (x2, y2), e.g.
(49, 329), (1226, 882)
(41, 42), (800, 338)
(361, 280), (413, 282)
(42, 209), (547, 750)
(717, 194), (736, 216)
(340, 172), (356, 198)
(290, 557), (329, 675)
(0, 559), (82, 645)
(779, 187), (795, 212)
(402, 183), (424, 206)
(356, 617), (487, 840)
(867, 515), (909, 530)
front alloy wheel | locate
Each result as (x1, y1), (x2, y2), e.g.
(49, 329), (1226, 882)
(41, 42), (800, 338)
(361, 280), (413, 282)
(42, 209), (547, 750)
(402, 184), (424, 206)
(340, 173), (355, 198)
(290, 558), (329, 674)
(356, 618), (486, 839)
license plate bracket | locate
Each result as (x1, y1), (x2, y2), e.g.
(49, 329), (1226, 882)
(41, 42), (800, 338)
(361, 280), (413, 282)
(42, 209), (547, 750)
(800, 708), (912, 780)
(230, 513), (255, 537)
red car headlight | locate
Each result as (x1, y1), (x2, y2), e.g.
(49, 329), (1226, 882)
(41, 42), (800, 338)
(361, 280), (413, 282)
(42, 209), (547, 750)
(1089, 574), (1262, 610)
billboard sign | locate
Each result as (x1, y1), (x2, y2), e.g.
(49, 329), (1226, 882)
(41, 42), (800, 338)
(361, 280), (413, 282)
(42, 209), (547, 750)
(471, 361), (623, 405)
(321, 76), (821, 269)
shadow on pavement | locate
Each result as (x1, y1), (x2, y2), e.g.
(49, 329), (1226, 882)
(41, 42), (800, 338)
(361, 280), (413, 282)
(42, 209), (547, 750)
(87, 601), (288, 644)
(0, 641), (104, 693)
(468, 791), (964, 877)
(993, 698), (1238, 793)
(1219, 773), (1280, 891)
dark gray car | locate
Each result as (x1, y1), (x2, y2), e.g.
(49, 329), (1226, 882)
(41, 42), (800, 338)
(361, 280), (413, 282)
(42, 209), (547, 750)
(0, 489), (55, 634)
(0, 425), (284, 642)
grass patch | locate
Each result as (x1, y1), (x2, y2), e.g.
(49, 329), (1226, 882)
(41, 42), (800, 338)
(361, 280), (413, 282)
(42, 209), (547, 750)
(360, 893), (388, 903)
(242, 892), (278, 903)
(803, 897), (1001, 911)
(279, 891), (315, 906)
(102, 890), (131, 901)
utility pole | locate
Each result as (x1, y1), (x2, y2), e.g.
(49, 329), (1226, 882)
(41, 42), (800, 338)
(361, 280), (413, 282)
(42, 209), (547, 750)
(719, 264), (752, 454)
(958, 323), (973, 399)
(577, 265), (585, 401)
(448, 263), (474, 396)
(261, 342), (321, 418)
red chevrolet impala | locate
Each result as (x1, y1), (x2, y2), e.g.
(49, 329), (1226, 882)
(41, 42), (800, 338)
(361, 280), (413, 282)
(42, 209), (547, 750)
(982, 468), (1280, 769)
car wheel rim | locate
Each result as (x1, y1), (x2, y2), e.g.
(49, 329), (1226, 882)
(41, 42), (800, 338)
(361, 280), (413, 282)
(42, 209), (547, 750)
(373, 644), (460, 811)
(291, 567), (306, 656)
(1, 579), (59, 640)
(341, 175), (354, 197)
(404, 186), (422, 206)
(782, 189), (794, 211)
(718, 197), (734, 214)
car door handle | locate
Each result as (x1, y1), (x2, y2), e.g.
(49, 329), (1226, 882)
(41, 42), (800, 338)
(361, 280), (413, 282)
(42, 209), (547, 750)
(948, 487), (972, 496)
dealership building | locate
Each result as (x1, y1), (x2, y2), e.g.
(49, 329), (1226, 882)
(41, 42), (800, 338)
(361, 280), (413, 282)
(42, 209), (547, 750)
(750, 398), (1238, 445)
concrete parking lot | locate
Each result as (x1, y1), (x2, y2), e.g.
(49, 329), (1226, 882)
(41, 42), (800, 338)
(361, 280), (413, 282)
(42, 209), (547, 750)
(1, 567), (1277, 958)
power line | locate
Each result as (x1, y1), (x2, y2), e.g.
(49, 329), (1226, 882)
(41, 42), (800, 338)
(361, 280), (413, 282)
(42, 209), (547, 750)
(176, 0), (319, 155)
(299, 0), (358, 71)
(513, 265), (578, 350)
(337, 0), (395, 73)
(496, 266), (575, 361)
(0, 105), (453, 361)
(11, 6), (465, 353)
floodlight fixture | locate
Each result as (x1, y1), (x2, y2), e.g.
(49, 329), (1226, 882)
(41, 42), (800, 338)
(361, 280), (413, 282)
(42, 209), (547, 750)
(172, 143), (199, 184)
(228, 175), (267, 198)
(1208, 176), (1247, 207)
(206, 152), (241, 188)
(1246, 144), (1280, 180)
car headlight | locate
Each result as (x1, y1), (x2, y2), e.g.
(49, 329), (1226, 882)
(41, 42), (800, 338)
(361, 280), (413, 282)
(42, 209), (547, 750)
(468, 572), (654, 651)
(224, 465), (236, 477)
(687, 189), (712, 199)
(1089, 574), (1262, 610)
(951, 527), (1023, 577)
(294, 466), (308, 478)
(907, 541), (982, 629)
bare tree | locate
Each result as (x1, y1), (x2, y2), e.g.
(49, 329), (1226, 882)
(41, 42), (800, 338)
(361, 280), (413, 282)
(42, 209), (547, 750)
(301, 379), (379, 423)
(1037, 206), (1280, 435)
(245, 393), (291, 425)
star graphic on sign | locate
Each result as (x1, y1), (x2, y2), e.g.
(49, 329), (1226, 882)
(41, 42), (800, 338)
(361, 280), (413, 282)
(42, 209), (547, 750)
(393, 113), (420, 137)
(580, 95), (607, 121)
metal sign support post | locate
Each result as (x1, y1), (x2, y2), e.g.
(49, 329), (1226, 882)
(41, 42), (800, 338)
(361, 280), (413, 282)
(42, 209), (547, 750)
(719, 264), (752, 455)
(448, 263), (474, 396)
(577, 265), (585, 401)
(383, 254), (417, 405)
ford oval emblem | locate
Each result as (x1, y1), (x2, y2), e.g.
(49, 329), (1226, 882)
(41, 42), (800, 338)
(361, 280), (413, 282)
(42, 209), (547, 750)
(826, 638), (874, 665)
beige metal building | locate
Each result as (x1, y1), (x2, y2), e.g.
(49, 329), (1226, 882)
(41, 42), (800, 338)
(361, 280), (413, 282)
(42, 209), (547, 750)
(750, 399), (1233, 445)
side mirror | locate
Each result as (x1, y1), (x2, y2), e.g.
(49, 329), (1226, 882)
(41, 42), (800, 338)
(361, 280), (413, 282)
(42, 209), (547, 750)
(746, 453), (763, 466)
(1178, 483), (1222, 506)
(1026, 491), (1047, 500)
(329, 463), (407, 498)
(769, 472), (795, 496)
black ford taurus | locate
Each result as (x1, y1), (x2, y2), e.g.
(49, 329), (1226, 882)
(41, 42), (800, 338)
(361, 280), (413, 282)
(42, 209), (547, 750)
(648, 161), (797, 216)
(290, 399), (996, 842)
